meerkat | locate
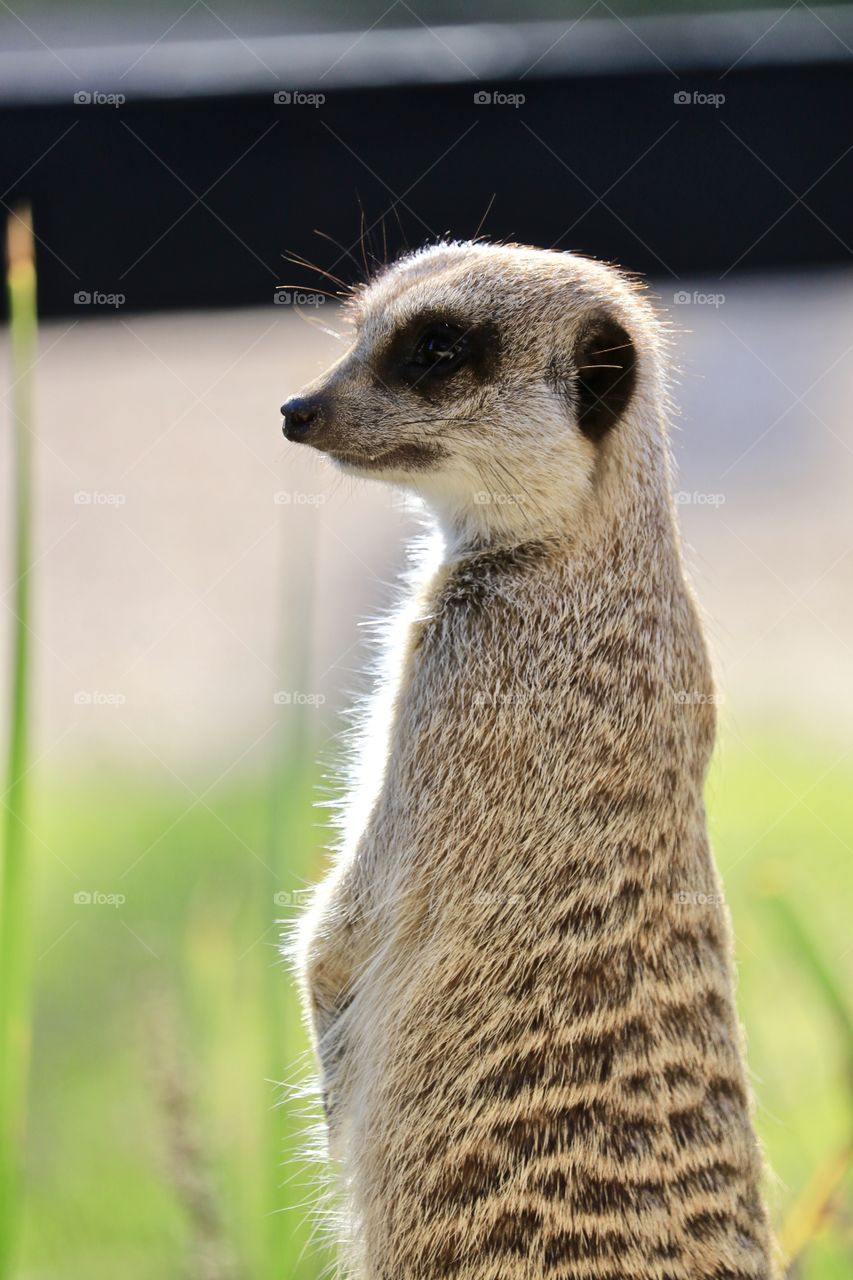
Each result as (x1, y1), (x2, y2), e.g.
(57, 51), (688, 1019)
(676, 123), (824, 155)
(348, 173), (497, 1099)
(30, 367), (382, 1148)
(281, 241), (776, 1280)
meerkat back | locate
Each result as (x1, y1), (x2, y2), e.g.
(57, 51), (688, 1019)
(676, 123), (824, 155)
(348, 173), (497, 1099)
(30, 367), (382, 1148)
(283, 242), (777, 1280)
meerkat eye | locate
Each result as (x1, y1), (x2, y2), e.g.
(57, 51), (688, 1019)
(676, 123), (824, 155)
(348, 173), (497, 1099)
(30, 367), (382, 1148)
(405, 323), (469, 381)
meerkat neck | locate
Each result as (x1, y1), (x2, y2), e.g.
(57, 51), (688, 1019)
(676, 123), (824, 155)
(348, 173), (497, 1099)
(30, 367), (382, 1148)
(414, 395), (678, 565)
(431, 448), (678, 572)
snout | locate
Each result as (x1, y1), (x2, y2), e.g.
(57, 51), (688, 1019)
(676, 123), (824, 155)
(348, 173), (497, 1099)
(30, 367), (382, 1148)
(280, 395), (324, 444)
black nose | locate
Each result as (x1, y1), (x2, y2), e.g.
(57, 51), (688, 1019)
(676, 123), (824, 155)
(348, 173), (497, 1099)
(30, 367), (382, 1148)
(281, 396), (320, 442)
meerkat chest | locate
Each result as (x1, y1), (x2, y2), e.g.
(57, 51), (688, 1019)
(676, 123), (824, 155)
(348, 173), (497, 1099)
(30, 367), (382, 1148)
(365, 568), (577, 881)
(359, 550), (698, 912)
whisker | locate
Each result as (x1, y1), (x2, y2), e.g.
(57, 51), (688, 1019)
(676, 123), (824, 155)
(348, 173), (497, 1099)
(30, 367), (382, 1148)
(473, 192), (496, 242)
(275, 283), (345, 302)
(290, 307), (348, 342)
(281, 250), (349, 292)
(356, 196), (371, 282)
(312, 228), (365, 278)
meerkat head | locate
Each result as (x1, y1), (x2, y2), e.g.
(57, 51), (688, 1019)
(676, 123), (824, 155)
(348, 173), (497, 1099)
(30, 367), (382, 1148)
(281, 241), (668, 548)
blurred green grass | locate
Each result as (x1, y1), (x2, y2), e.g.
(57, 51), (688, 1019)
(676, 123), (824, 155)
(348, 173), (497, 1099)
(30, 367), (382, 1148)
(17, 730), (853, 1279)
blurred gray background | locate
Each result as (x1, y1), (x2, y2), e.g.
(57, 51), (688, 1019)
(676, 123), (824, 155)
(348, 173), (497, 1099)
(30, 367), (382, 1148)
(1, 266), (850, 774)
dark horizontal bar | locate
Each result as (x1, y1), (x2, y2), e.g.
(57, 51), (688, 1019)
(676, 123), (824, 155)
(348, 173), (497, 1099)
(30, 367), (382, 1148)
(0, 12), (850, 317)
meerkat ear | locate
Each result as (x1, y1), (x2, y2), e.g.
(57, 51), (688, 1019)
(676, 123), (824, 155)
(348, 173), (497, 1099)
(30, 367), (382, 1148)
(572, 313), (636, 442)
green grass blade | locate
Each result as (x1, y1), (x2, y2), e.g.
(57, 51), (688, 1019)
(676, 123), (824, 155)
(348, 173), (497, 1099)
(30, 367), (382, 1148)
(760, 890), (853, 1271)
(760, 892), (853, 1076)
(0, 205), (37, 1280)
(262, 520), (322, 1280)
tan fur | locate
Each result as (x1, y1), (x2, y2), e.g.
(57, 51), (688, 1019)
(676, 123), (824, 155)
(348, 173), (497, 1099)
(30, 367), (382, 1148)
(288, 243), (777, 1279)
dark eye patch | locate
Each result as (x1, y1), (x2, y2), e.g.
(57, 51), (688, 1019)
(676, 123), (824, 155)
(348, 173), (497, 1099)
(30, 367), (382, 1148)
(376, 313), (499, 396)
(404, 323), (469, 381)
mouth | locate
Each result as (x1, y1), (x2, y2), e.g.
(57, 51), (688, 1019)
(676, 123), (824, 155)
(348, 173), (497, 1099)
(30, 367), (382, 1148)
(325, 442), (445, 472)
